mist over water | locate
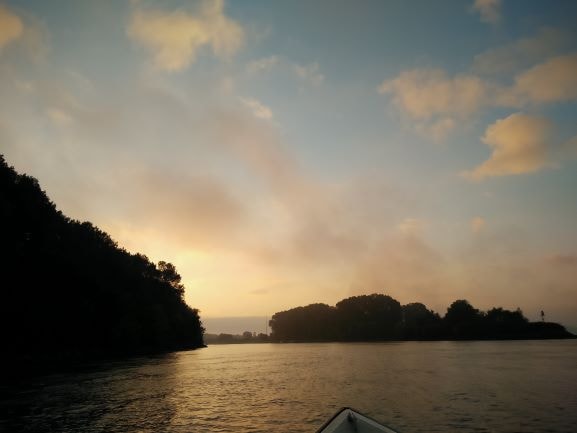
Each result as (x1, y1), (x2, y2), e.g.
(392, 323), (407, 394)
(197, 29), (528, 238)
(2, 340), (577, 433)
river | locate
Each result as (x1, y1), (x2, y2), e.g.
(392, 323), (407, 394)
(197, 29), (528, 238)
(1, 340), (576, 432)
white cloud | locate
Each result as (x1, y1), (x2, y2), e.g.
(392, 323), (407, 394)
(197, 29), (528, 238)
(0, 4), (23, 50)
(240, 97), (273, 120)
(463, 113), (554, 180)
(471, 0), (501, 24)
(127, 0), (244, 72)
(294, 62), (324, 85)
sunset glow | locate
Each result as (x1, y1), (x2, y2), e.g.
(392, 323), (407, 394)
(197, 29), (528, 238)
(1, 0), (576, 330)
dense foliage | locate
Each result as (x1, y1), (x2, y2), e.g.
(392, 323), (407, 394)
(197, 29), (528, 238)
(269, 295), (574, 342)
(0, 155), (204, 362)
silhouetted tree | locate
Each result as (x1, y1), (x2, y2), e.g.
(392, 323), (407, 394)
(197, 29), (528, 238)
(443, 299), (484, 338)
(484, 307), (528, 337)
(268, 294), (573, 342)
(270, 303), (337, 341)
(0, 155), (205, 366)
(401, 303), (443, 339)
(336, 294), (402, 340)
(256, 333), (269, 342)
(216, 333), (235, 343)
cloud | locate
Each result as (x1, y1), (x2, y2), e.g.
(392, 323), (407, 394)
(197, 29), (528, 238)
(379, 50), (577, 140)
(417, 117), (456, 142)
(209, 110), (371, 265)
(127, 0), (244, 71)
(202, 107), (413, 270)
(46, 107), (73, 127)
(473, 27), (571, 75)
(240, 97), (273, 120)
(397, 218), (426, 236)
(454, 224), (577, 326)
(352, 234), (447, 304)
(0, 5), (49, 62)
(246, 56), (325, 88)
(294, 62), (324, 85)
(546, 254), (577, 266)
(564, 135), (577, 157)
(126, 169), (248, 247)
(471, 0), (501, 24)
(378, 68), (489, 139)
(378, 69), (488, 120)
(511, 53), (577, 104)
(0, 4), (23, 50)
(87, 166), (250, 258)
(463, 113), (553, 180)
(246, 55), (279, 74)
(470, 217), (486, 233)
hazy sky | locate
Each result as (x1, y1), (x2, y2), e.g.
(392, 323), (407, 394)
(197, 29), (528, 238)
(1, 0), (576, 330)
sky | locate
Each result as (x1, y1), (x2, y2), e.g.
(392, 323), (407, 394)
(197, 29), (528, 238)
(1, 0), (577, 333)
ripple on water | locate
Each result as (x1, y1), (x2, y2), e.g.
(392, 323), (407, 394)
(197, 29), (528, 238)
(1, 341), (577, 432)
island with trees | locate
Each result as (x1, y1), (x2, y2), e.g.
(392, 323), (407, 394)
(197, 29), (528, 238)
(204, 332), (270, 344)
(0, 155), (205, 371)
(269, 294), (575, 342)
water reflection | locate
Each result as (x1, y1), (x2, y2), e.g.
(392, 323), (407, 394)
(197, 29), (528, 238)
(0, 354), (180, 433)
(1, 340), (577, 433)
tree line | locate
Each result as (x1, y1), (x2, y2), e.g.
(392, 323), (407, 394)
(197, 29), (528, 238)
(269, 294), (574, 342)
(204, 332), (270, 344)
(0, 155), (205, 368)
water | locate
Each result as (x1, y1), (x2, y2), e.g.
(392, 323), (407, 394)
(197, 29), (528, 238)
(1, 340), (577, 432)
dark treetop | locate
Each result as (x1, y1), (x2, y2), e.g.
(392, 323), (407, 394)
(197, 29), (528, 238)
(269, 294), (574, 342)
(0, 155), (204, 370)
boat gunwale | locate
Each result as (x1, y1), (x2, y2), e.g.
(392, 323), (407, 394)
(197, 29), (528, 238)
(315, 407), (399, 433)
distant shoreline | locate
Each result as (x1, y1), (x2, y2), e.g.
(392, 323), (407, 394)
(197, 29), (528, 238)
(207, 334), (576, 345)
(272, 336), (576, 344)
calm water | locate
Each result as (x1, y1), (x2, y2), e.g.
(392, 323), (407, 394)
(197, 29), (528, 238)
(1, 340), (577, 432)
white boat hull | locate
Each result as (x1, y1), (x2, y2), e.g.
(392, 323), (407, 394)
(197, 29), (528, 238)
(317, 407), (399, 433)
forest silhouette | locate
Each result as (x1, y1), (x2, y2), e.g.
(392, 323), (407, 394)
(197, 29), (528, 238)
(269, 294), (574, 342)
(0, 155), (204, 368)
